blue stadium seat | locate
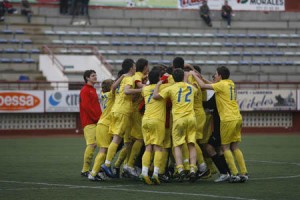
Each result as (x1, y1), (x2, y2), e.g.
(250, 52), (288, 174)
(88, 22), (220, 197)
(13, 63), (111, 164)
(119, 50), (129, 55)
(30, 49), (40, 54)
(67, 31), (78, 35)
(15, 30), (25, 34)
(164, 51), (174, 55)
(0, 38), (8, 43)
(9, 39), (20, 44)
(133, 41), (144, 46)
(103, 32), (113, 36)
(153, 50), (163, 55)
(0, 58), (11, 63)
(12, 58), (23, 63)
(91, 31), (102, 36)
(1, 29), (13, 34)
(115, 32), (126, 37)
(239, 60), (250, 65)
(56, 30), (67, 35)
(127, 32), (137, 37)
(44, 30), (55, 35)
(23, 58), (35, 63)
(79, 31), (90, 36)
(22, 39), (32, 44)
(157, 42), (167, 46)
(148, 32), (159, 37)
(3, 48), (15, 53)
(111, 41), (122, 46)
(17, 48), (27, 53)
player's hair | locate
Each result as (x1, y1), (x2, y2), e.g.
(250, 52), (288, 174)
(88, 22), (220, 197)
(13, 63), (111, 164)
(101, 79), (114, 93)
(117, 69), (125, 78)
(83, 69), (96, 83)
(172, 68), (184, 82)
(148, 69), (160, 84)
(122, 58), (135, 73)
(173, 57), (184, 69)
(193, 65), (201, 73)
(136, 58), (148, 72)
(166, 66), (173, 75)
(217, 66), (230, 79)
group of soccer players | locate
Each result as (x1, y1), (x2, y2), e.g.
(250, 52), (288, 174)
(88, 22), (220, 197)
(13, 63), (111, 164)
(79, 57), (248, 185)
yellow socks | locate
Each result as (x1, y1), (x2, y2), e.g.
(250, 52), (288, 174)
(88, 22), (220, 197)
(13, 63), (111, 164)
(91, 152), (106, 176)
(82, 145), (95, 172)
(233, 149), (248, 175)
(224, 150), (239, 176)
(105, 142), (119, 167)
(127, 140), (143, 168)
(195, 143), (205, 165)
(114, 147), (128, 168)
(159, 150), (168, 174)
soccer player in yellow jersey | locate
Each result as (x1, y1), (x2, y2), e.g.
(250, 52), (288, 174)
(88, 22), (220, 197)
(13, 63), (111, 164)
(140, 69), (171, 185)
(191, 66), (248, 183)
(153, 68), (198, 182)
(101, 58), (143, 177)
(185, 65), (209, 178)
(88, 75), (126, 181)
(126, 58), (149, 177)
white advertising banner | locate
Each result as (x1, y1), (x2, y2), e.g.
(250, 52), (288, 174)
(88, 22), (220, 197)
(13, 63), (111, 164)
(237, 89), (297, 111)
(0, 90), (44, 113)
(45, 90), (81, 112)
(178, 0), (285, 11)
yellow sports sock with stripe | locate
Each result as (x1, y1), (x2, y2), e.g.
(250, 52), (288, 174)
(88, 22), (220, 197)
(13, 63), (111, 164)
(189, 164), (198, 173)
(205, 157), (217, 174)
(176, 164), (184, 173)
(195, 143), (205, 164)
(159, 150), (168, 174)
(105, 142), (119, 167)
(224, 150), (239, 176)
(127, 140), (143, 168)
(114, 147), (128, 168)
(153, 151), (163, 174)
(182, 143), (190, 171)
(233, 149), (248, 175)
(91, 152), (106, 176)
(142, 150), (152, 168)
(82, 145), (95, 172)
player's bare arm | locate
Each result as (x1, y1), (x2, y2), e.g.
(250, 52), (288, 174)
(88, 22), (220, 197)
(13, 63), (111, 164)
(124, 85), (143, 95)
(153, 80), (163, 100)
(190, 71), (213, 90)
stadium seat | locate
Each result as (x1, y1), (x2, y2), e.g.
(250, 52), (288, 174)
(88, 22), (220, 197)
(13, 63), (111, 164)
(1, 29), (13, 34)
(44, 30), (55, 35)
(3, 48), (15, 53)
(23, 58), (35, 63)
(9, 39), (20, 44)
(56, 30), (67, 35)
(79, 31), (90, 36)
(0, 58), (11, 63)
(22, 39), (32, 44)
(11, 58), (23, 63)
(15, 30), (25, 34)
(68, 31), (79, 35)
(0, 38), (8, 43)
(17, 48), (27, 53)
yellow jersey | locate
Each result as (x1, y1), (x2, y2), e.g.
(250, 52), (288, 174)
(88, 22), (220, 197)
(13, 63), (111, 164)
(142, 84), (170, 122)
(212, 79), (242, 122)
(111, 76), (134, 115)
(132, 72), (144, 112)
(98, 91), (114, 126)
(159, 82), (197, 121)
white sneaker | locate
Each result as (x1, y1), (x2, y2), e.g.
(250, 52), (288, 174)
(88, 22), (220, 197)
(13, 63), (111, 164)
(214, 173), (230, 182)
(128, 167), (139, 177)
(229, 175), (241, 183)
(239, 174), (249, 182)
(88, 173), (102, 181)
(98, 172), (111, 180)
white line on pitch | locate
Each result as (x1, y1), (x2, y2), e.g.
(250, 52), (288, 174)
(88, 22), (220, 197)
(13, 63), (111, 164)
(0, 180), (257, 200)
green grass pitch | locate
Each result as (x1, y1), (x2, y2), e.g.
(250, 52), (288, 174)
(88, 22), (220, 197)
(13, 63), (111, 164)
(0, 134), (299, 200)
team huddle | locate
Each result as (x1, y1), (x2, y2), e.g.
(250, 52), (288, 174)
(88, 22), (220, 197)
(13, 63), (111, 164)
(79, 57), (248, 185)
